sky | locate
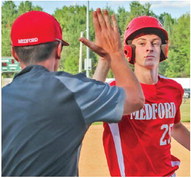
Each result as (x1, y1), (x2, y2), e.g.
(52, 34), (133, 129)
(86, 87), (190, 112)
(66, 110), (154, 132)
(10, 0), (190, 19)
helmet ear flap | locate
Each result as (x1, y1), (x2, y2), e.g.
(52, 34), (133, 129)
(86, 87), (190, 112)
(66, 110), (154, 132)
(160, 44), (168, 62)
(124, 44), (136, 64)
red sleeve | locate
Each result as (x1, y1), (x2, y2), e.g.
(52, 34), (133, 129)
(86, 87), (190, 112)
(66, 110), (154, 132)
(109, 80), (116, 86)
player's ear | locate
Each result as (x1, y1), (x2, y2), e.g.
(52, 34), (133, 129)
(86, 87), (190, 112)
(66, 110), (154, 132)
(56, 42), (62, 60)
(11, 47), (19, 62)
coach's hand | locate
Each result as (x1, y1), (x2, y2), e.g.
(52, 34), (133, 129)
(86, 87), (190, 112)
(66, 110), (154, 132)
(79, 8), (122, 59)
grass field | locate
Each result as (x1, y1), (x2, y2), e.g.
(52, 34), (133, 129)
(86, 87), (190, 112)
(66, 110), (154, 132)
(181, 98), (190, 122)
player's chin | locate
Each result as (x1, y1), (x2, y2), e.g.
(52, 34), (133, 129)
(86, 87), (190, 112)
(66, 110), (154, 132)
(144, 61), (156, 69)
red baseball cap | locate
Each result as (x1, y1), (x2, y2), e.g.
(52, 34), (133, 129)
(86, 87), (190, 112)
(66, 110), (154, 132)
(11, 11), (69, 46)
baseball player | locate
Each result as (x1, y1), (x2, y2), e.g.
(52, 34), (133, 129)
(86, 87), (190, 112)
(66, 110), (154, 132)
(94, 16), (190, 176)
(2, 10), (144, 176)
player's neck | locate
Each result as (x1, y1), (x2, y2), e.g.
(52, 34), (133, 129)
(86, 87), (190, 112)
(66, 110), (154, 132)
(134, 66), (159, 85)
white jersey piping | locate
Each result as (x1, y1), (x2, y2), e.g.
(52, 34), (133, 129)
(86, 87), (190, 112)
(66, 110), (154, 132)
(108, 123), (125, 177)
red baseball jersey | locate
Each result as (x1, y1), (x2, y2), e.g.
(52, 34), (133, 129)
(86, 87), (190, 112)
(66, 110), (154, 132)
(103, 76), (184, 177)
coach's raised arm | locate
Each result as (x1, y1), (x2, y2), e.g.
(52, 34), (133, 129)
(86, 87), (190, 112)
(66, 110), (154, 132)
(80, 8), (144, 114)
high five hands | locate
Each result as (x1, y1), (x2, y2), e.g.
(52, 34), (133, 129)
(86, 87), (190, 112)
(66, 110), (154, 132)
(79, 8), (123, 60)
(79, 8), (144, 116)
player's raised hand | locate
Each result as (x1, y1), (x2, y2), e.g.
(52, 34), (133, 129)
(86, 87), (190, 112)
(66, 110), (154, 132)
(79, 8), (122, 58)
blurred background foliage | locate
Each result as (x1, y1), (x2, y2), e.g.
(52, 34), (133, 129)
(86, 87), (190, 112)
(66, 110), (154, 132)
(1, 1), (190, 78)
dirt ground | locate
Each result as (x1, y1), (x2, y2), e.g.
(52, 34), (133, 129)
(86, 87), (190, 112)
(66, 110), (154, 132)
(79, 122), (190, 177)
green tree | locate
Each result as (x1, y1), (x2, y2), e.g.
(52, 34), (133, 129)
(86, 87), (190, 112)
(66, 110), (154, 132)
(127, 1), (156, 22)
(117, 7), (130, 35)
(54, 5), (87, 74)
(164, 13), (190, 77)
(159, 13), (174, 37)
(2, 1), (17, 56)
(1, 1), (189, 78)
(158, 13), (175, 76)
(17, 1), (33, 15)
(119, 1), (157, 40)
(17, 1), (42, 16)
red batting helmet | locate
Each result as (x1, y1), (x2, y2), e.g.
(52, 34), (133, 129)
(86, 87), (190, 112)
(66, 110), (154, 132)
(124, 16), (169, 64)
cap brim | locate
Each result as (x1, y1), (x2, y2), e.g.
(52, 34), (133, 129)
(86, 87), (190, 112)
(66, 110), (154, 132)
(62, 40), (69, 46)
